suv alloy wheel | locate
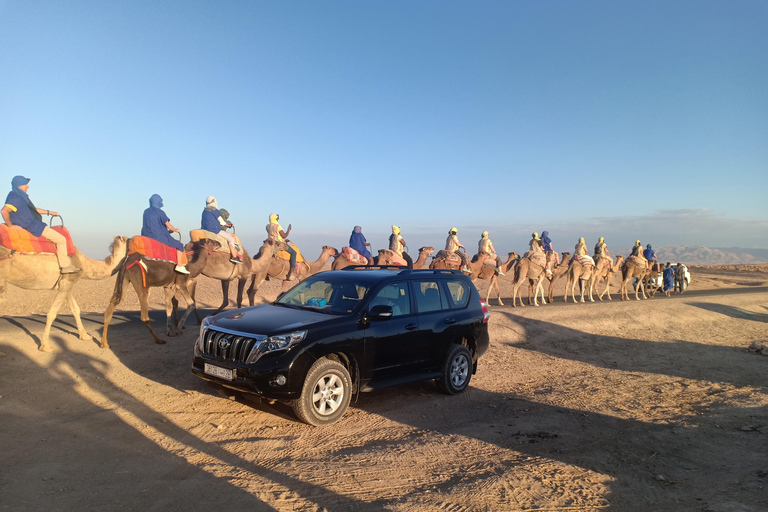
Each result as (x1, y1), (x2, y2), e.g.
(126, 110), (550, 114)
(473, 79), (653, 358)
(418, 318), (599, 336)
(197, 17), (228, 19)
(438, 344), (472, 394)
(291, 358), (352, 426)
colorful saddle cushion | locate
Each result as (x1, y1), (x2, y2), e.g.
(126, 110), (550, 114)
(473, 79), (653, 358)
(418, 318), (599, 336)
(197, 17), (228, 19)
(0, 224), (76, 256)
(577, 255), (595, 267)
(128, 236), (187, 265)
(341, 246), (368, 264)
(277, 242), (305, 263)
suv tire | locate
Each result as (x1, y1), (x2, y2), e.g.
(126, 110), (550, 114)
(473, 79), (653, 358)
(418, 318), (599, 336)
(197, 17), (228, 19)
(438, 344), (472, 395)
(292, 358), (352, 426)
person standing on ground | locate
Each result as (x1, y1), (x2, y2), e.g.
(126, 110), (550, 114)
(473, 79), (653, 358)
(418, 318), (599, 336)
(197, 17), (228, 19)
(1, 175), (81, 274)
(389, 225), (413, 268)
(663, 262), (674, 297)
(674, 263), (687, 293)
(267, 213), (297, 280)
(201, 196), (242, 264)
(142, 194), (189, 274)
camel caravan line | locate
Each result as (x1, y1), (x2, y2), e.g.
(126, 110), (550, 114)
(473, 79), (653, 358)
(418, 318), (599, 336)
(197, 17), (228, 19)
(1, 217), (666, 353)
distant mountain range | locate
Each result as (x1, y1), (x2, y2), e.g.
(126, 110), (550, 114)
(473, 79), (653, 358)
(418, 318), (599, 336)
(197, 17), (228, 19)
(654, 246), (768, 265)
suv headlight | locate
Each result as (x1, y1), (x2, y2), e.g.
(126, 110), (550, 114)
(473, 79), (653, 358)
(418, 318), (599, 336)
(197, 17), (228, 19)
(195, 316), (214, 353)
(244, 330), (307, 364)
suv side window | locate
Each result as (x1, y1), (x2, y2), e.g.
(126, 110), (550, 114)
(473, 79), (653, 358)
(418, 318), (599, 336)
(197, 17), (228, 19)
(445, 280), (470, 309)
(414, 280), (446, 313)
(370, 282), (411, 317)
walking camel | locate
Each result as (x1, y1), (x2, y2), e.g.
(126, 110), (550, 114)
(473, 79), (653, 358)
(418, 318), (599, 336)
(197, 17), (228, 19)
(102, 239), (214, 349)
(471, 252), (518, 306)
(564, 257), (597, 303)
(510, 251), (558, 307)
(245, 239), (291, 304)
(334, 246), (435, 270)
(0, 235), (128, 352)
(185, 240), (256, 316)
(620, 256), (651, 301)
(266, 245), (338, 282)
(592, 255), (624, 301)
(534, 252), (570, 304)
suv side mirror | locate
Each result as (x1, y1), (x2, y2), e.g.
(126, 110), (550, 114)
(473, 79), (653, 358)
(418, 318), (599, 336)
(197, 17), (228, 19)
(367, 305), (393, 320)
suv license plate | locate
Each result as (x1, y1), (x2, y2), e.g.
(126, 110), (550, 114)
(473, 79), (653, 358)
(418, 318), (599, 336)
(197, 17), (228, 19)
(204, 363), (234, 381)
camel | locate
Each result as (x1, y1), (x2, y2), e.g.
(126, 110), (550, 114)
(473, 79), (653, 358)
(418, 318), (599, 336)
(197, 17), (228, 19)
(564, 256), (597, 303)
(528, 252), (570, 304)
(335, 246), (435, 270)
(185, 241), (256, 316)
(620, 256), (651, 301)
(430, 249), (495, 275)
(471, 252), (518, 306)
(102, 239), (214, 349)
(592, 255), (625, 301)
(510, 251), (558, 307)
(266, 245), (338, 282)
(245, 239), (292, 304)
(0, 235), (128, 351)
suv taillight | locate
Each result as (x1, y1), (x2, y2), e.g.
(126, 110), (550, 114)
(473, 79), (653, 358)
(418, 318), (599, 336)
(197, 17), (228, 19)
(480, 299), (490, 323)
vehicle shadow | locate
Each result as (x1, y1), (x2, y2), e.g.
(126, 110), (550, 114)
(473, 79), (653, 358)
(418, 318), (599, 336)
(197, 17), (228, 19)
(0, 343), (391, 512)
(688, 301), (768, 323)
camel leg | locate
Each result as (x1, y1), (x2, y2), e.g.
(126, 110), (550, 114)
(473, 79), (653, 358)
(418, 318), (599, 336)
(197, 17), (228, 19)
(40, 288), (70, 352)
(493, 278), (503, 306)
(173, 280), (197, 332)
(66, 292), (92, 342)
(130, 280), (166, 345)
(213, 279), (231, 315)
(186, 279), (204, 323)
(236, 277), (247, 309)
(535, 279), (546, 305)
(165, 285), (183, 336)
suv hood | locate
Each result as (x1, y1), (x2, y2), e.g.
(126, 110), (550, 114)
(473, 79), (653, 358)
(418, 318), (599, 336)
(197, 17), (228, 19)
(211, 304), (342, 334)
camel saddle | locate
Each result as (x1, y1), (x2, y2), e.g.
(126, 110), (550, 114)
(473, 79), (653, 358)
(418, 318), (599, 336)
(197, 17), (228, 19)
(128, 236), (187, 265)
(433, 249), (462, 267)
(189, 229), (244, 257)
(0, 224), (76, 256)
(277, 241), (306, 264)
(625, 255), (648, 269)
(471, 251), (497, 268)
(340, 246), (368, 265)
(576, 255), (595, 267)
(524, 250), (546, 269)
(378, 249), (407, 266)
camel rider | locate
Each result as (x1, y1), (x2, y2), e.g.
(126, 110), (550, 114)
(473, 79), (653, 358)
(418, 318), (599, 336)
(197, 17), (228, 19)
(594, 237), (613, 266)
(389, 225), (413, 268)
(529, 232), (543, 252)
(630, 240), (644, 259)
(142, 194), (189, 274)
(201, 196), (242, 264)
(643, 244), (658, 266)
(478, 231), (505, 276)
(350, 226), (373, 265)
(446, 227), (471, 273)
(528, 232), (548, 274)
(1, 175), (81, 274)
(541, 230), (559, 273)
(267, 213), (297, 280)
(574, 237), (595, 266)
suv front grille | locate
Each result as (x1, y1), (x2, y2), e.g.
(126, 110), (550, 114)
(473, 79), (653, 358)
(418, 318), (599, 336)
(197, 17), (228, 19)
(201, 328), (266, 363)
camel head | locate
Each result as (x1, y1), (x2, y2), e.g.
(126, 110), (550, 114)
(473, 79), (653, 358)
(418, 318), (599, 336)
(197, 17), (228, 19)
(419, 246), (435, 256)
(322, 246), (339, 257)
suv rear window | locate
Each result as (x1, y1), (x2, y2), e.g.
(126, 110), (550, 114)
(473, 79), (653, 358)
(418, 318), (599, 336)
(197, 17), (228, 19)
(370, 282), (411, 316)
(445, 280), (470, 308)
(413, 280), (448, 312)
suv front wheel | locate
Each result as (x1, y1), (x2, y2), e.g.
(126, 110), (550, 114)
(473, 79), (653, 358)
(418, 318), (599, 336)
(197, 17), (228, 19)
(438, 344), (472, 395)
(292, 358), (352, 426)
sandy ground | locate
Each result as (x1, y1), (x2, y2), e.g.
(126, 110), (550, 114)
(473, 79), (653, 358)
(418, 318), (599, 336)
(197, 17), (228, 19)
(1, 263), (767, 512)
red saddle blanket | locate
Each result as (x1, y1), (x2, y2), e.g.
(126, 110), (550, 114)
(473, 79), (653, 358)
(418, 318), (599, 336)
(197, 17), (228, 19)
(0, 224), (76, 256)
(128, 236), (187, 265)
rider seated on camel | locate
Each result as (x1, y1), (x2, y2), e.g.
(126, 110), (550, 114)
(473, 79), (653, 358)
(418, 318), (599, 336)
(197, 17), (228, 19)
(267, 213), (297, 281)
(446, 227), (470, 273)
(630, 240), (646, 261)
(1, 175), (81, 274)
(142, 194), (189, 274)
(478, 231), (505, 276)
(201, 196), (242, 264)
(541, 230), (559, 274)
(594, 236), (613, 266)
(350, 225), (374, 265)
(573, 237), (595, 266)
(527, 232), (548, 274)
(643, 244), (658, 268)
(389, 225), (413, 268)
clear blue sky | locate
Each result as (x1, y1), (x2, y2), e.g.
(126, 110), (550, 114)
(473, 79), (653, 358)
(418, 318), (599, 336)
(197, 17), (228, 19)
(2, 0), (767, 259)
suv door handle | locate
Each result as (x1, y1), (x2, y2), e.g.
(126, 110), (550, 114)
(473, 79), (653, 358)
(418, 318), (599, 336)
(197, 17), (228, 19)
(405, 323), (418, 331)
(444, 318), (456, 325)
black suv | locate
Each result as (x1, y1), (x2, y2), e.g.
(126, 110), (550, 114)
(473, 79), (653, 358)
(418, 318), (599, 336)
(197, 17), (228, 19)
(192, 268), (490, 425)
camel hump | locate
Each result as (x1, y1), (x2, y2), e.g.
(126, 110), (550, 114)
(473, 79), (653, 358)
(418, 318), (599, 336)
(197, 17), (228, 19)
(0, 224), (76, 256)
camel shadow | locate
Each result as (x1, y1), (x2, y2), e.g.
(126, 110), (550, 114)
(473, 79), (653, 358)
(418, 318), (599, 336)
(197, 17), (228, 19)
(0, 344), (391, 512)
(497, 311), (767, 392)
(688, 302), (768, 323)
(1, 316), (44, 350)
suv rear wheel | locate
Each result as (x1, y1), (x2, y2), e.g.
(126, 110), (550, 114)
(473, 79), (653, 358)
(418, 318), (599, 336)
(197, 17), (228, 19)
(292, 358), (352, 426)
(437, 344), (472, 394)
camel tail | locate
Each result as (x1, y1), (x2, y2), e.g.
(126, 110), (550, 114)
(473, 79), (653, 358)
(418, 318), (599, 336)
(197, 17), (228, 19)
(110, 259), (129, 305)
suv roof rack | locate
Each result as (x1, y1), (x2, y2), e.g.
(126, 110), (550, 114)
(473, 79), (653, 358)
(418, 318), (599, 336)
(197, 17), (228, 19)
(396, 268), (463, 275)
(340, 265), (404, 271)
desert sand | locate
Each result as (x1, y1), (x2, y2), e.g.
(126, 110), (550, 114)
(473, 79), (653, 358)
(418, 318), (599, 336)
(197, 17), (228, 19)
(1, 263), (767, 511)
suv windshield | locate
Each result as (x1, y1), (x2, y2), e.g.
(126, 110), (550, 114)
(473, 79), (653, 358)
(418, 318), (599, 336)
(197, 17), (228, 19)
(276, 276), (370, 314)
